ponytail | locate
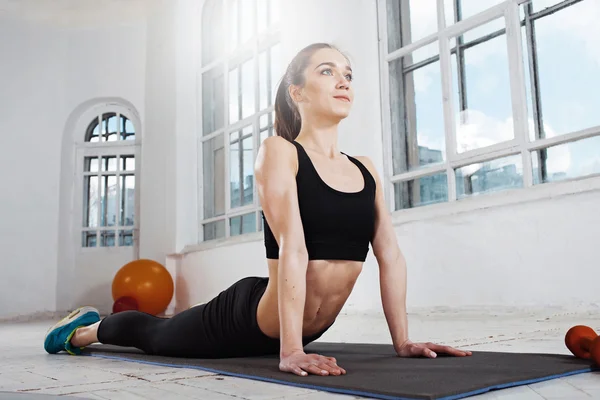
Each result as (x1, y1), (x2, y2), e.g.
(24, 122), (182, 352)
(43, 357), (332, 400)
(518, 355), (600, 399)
(273, 42), (347, 142)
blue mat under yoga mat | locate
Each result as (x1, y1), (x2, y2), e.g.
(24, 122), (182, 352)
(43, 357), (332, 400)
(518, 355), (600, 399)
(83, 342), (596, 400)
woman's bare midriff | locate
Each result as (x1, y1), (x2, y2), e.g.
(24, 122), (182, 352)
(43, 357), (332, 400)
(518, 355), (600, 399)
(256, 259), (363, 339)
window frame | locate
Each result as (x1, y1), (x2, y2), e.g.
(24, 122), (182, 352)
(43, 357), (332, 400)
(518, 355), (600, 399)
(198, 0), (280, 242)
(377, 0), (600, 217)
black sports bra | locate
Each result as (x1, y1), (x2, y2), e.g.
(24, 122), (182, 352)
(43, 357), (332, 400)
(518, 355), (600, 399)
(262, 141), (376, 262)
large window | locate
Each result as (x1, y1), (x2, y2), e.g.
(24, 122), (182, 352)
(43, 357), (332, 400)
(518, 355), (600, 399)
(81, 112), (137, 248)
(381, 0), (600, 210)
(200, 0), (281, 241)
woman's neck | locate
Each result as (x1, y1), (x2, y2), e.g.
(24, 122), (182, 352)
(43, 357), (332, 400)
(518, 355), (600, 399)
(295, 119), (340, 159)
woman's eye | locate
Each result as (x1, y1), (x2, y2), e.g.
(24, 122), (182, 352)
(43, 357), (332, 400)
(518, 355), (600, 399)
(346, 74), (353, 81)
(322, 69), (333, 75)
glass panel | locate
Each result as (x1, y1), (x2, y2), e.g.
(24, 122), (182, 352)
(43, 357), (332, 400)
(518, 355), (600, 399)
(120, 174), (135, 226)
(456, 154), (523, 198)
(204, 220), (226, 241)
(121, 155), (135, 171)
(532, 0), (562, 12)
(409, 42), (439, 67)
(229, 0), (239, 51)
(118, 230), (134, 247)
(534, 0), (600, 138)
(459, 0), (504, 22)
(240, 0), (255, 45)
(82, 231), (97, 248)
(83, 176), (98, 228)
(242, 58), (255, 119)
(101, 156), (117, 172)
(259, 50), (268, 111)
(454, 27), (513, 153)
(270, 0), (280, 26)
(462, 17), (505, 43)
(87, 119), (100, 142)
(203, 134), (226, 218)
(100, 230), (115, 247)
(260, 112), (274, 144)
(229, 66), (240, 124)
(386, 0), (439, 53)
(202, 65), (225, 135)
(389, 55), (446, 175)
(532, 135), (600, 184)
(270, 43), (281, 95)
(258, 0), (268, 33)
(202, 0), (224, 66)
(84, 157), (99, 173)
(230, 126), (254, 208)
(120, 116), (135, 141)
(230, 212), (257, 237)
(103, 113), (118, 142)
(101, 175), (117, 227)
(394, 173), (448, 210)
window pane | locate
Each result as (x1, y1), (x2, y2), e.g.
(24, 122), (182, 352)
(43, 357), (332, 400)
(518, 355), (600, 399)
(270, 43), (281, 90)
(203, 134), (225, 219)
(100, 230), (115, 247)
(118, 230), (133, 247)
(242, 58), (255, 119)
(229, 0), (239, 51)
(394, 173), (448, 210)
(386, 0), (439, 53)
(121, 116), (135, 141)
(102, 156), (117, 172)
(230, 212), (257, 237)
(121, 155), (135, 171)
(120, 174), (135, 226)
(86, 118), (100, 142)
(103, 113), (118, 142)
(101, 175), (117, 227)
(459, 0), (504, 22)
(454, 28), (513, 153)
(258, 0), (268, 33)
(230, 126), (254, 208)
(456, 154), (523, 198)
(84, 157), (99, 173)
(270, 0), (280, 26)
(202, 0), (224, 66)
(534, 1), (600, 138)
(202, 66), (225, 135)
(389, 56), (446, 175)
(259, 44), (281, 111)
(204, 220), (225, 241)
(532, 0), (562, 13)
(461, 16), (505, 43)
(229, 66), (240, 124)
(260, 112), (274, 144)
(240, 0), (255, 45)
(532, 135), (600, 184)
(83, 176), (98, 228)
(82, 231), (96, 248)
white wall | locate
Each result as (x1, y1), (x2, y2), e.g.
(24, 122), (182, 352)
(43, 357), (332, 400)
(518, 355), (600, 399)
(0, 6), (147, 318)
(176, 0), (600, 314)
(0, 17), (67, 318)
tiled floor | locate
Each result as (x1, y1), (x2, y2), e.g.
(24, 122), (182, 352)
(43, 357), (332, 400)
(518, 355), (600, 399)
(1, 307), (599, 399)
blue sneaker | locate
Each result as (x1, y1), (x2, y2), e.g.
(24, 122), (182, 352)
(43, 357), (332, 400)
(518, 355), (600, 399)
(44, 306), (100, 355)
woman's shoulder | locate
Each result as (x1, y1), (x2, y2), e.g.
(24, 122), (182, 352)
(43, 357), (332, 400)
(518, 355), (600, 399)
(255, 136), (299, 179)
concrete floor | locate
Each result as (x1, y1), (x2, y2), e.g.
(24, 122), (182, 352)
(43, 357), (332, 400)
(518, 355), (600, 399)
(1, 308), (599, 399)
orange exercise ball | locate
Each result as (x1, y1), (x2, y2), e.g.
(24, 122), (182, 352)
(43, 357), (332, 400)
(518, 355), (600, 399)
(112, 259), (174, 315)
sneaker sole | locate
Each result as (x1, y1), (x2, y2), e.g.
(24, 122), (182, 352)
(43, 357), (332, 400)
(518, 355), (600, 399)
(45, 306), (99, 337)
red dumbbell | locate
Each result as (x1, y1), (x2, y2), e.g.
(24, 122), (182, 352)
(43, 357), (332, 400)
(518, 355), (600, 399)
(565, 325), (600, 365)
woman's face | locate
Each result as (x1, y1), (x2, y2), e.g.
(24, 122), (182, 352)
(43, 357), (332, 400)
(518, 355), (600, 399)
(291, 48), (354, 121)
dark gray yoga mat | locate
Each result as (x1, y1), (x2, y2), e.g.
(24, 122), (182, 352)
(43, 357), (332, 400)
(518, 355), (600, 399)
(83, 342), (596, 400)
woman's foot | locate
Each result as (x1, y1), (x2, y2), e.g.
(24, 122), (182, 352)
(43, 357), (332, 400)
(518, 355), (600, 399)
(44, 306), (100, 355)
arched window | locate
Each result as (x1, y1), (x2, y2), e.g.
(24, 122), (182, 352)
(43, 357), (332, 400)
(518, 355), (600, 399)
(79, 109), (138, 249)
(200, 0), (281, 242)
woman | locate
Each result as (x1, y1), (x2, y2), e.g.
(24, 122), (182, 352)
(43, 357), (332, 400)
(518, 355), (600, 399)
(44, 43), (471, 377)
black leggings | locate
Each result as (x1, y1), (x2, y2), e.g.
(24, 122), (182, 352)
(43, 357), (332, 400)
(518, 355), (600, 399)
(97, 276), (328, 359)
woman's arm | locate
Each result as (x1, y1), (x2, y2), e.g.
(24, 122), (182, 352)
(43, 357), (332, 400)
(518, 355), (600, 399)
(358, 156), (471, 359)
(255, 136), (308, 357)
(356, 157), (408, 349)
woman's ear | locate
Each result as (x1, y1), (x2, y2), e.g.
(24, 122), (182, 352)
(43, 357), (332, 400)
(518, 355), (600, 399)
(288, 84), (304, 104)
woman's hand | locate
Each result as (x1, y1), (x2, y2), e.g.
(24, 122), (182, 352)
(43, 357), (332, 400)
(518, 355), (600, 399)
(395, 339), (472, 358)
(279, 350), (346, 377)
